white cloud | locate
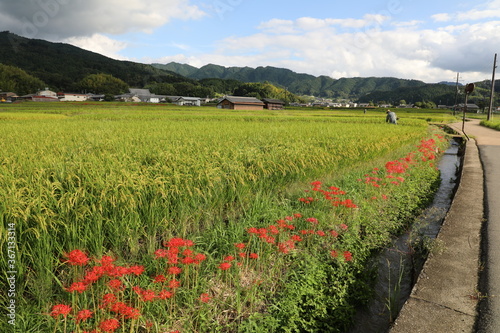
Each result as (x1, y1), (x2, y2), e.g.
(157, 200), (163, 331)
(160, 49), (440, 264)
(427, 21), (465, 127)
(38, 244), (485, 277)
(0, 0), (206, 39)
(167, 16), (499, 83)
(63, 34), (129, 60)
(433, 0), (500, 22)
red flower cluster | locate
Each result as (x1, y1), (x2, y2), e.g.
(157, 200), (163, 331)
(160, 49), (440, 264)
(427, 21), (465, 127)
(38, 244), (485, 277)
(246, 214), (350, 258)
(155, 237), (207, 266)
(99, 318), (120, 332)
(64, 249), (90, 266)
(50, 304), (72, 318)
(299, 181), (358, 208)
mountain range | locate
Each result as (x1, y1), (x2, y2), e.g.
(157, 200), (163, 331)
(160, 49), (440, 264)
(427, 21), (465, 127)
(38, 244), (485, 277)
(153, 62), (428, 100)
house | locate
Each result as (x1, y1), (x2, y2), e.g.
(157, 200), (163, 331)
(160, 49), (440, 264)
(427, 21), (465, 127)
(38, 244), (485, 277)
(217, 96), (265, 110)
(57, 92), (89, 102)
(455, 103), (480, 112)
(37, 88), (57, 97)
(117, 88), (166, 103)
(0, 92), (18, 102)
(31, 95), (59, 102)
(166, 96), (202, 106)
(262, 98), (284, 110)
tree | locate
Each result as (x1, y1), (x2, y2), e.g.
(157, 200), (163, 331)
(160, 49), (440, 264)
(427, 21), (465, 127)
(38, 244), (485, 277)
(0, 63), (45, 95)
(77, 74), (128, 95)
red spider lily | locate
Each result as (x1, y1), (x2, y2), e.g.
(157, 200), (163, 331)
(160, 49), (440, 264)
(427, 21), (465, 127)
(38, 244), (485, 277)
(168, 279), (181, 289)
(100, 293), (118, 308)
(306, 217), (318, 224)
(168, 266), (182, 275)
(153, 274), (167, 283)
(316, 230), (326, 237)
(50, 304), (72, 318)
(163, 237), (194, 248)
(65, 249), (89, 266)
(224, 255), (235, 262)
(108, 279), (123, 290)
(249, 253), (259, 259)
(263, 236), (276, 244)
(181, 256), (196, 264)
(75, 309), (93, 323)
(140, 289), (157, 302)
(238, 252), (246, 258)
(247, 227), (258, 234)
(339, 224), (348, 231)
(99, 318), (120, 332)
(110, 302), (141, 319)
(158, 289), (174, 299)
(83, 268), (104, 284)
(98, 255), (116, 267)
(343, 251), (353, 261)
(193, 253), (207, 263)
(154, 249), (168, 259)
(67, 281), (88, 293)
(234, 243), (246, 249)
(268, 225), (280, 234)
(330, 230), (339, 238)
(330, 250), (338, 258)
(199, 293), (211, 303)
(127, 265), (144, 276)
(291, 235), (302, 242)
(218, 262), (232, 270)
(293, 213), (302, 218)
(278, 240), (295, 254)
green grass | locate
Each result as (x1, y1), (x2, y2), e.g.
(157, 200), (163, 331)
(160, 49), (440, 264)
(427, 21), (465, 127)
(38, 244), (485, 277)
(0, 102), (452, 332)
(480, 119), (500, 131)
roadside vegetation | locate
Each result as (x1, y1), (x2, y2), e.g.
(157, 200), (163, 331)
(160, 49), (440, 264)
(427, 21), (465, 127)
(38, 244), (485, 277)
(1, 102), (454, 332)
(480, 119), (500, 131)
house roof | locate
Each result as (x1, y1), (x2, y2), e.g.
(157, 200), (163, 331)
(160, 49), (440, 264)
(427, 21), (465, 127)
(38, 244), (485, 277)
(220, 96), (265, 105)
(166, 96), (201, 101)
(129, 88), (151, 96)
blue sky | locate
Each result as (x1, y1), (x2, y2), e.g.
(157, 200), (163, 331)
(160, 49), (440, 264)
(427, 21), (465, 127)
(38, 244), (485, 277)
(1, 0), (499, 83)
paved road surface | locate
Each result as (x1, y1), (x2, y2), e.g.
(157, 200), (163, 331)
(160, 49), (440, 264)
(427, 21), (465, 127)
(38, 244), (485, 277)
(452, 119), (500, 333)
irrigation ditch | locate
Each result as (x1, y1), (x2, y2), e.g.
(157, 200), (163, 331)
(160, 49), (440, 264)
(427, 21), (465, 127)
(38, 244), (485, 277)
(348, 136), (464, 333)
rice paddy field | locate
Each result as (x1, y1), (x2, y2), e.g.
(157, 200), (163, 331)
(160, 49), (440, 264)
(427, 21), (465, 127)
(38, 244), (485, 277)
(1, 102), (456, 332)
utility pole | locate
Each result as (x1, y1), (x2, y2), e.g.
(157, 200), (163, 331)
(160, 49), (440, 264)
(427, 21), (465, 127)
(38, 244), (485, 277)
(487, 53), (497, 121)
(453, 73), (460, 116)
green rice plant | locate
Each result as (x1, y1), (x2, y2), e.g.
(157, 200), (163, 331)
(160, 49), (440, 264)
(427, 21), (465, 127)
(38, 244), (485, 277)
(0, 103), (451, 332)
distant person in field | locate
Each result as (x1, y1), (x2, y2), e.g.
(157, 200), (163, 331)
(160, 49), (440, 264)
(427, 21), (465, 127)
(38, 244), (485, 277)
(386, 109), (397, 124)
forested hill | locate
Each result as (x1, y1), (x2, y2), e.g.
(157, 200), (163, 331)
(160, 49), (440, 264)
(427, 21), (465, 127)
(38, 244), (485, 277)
(0, 31), (189, 91)
(153, 62), (428, 99)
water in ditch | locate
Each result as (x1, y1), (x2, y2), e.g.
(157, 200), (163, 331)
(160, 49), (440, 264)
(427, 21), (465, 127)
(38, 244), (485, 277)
(347, 138), (462, 333)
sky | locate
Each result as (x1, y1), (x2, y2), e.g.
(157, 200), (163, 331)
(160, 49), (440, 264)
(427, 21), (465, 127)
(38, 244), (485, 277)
(1, 0), (499, 83)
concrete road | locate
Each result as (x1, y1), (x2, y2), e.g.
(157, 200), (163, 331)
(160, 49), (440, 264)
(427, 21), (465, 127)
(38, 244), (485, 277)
(453, 119), (500, 333)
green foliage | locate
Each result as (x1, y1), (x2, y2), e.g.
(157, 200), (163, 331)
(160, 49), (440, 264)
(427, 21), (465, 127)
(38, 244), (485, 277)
(480, 119), (500, 131)
(233, 81), (303, 103)
(0, 63), (45, 95)
(359, 83), (458, 106)
(77, 73), (128, 95)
